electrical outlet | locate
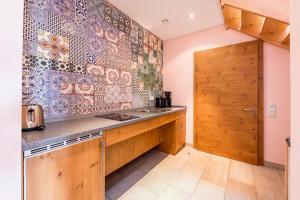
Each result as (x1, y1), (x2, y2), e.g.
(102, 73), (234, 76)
(268, 102), (277, 117)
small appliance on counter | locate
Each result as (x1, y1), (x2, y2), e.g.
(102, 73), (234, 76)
(164, 91), (172, 107)
(22, 104), (45, 132)
(155, 91), (172, 108)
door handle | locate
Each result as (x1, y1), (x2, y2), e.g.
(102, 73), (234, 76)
(242, 107), (257, 117)
(243, 108), (254, 111)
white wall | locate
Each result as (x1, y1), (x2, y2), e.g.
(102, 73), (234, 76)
(290, 0), (300, 199)
(0, 0), (23, 199)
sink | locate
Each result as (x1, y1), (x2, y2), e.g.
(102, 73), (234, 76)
(138, 108), (171, 113)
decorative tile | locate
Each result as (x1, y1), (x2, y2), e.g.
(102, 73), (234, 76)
(27, 6), (47, 27)
(23, 18), (38, 42)
(27, 0), (49, 10)
(22, 67), (47, 104)
(120, 71), (132, 86)
(88, 37), (106, 53)
(75, 83), (94, 95)
(49, 97), (72, 116)
(131, 21), (139, 45)
(60, 82), (73, 94)
(41, 12), (65, 37)
(75, 0), (88, 27)
(104, 84), (120, 103)
(105, 27), (119, 44)
(87, 52), (97, 64)
(48, 0), (75, 20)
(94, 80), (105, 95)
(120, 102), (132, 110)
(52, 61), (73, 73)
(37, 30), (70, 62)
(103, 1), (130, 35)
(23, 40), (38, 55)
(87, 64), (105, 78)
(69, 34), (88, 66)
(106, 68), (119, 85)
(87, 0), (104, 17)
(77, 95), (95, 106)
(71, 63), (87, 74)
(23, 0), (163, 120)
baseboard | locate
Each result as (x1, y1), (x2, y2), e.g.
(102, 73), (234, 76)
(186, 143), (193, 147)
(187, 143), (284, 170)
(264, 160), (285, 171)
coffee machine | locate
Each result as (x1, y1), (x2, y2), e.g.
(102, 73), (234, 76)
(164, 91), (172, 107)
(155, 91), (172, 108)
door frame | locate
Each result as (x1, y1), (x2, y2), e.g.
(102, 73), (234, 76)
(193, 40), (264, 165)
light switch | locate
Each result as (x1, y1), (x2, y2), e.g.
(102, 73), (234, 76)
(268, 102), (277, 117)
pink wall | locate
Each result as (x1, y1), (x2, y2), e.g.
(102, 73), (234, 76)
(264, 43), (290, 164)
(163, 25), (290, 165)
(290, 0), (300, 198)
(0, 0), (23, 198)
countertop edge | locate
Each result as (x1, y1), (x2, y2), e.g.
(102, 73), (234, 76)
(22, 107), (187, 151)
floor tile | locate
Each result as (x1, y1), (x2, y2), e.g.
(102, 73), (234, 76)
(225, 178), (258, 200)
(106, 170), (145, 200)
(191, 180), (225, 200)
(134, 150), (168, 173)
(254, 166), (285, 200)
(106, 172), (124, 190)
(156, 185), (191, 200)
(119, 186), (156, 200)
(105, 148), (285, 200)
(186, 151), (210, 169)
(201, 157), (230, 187)
(159, 156), (185, 170)
(138, 165), (177, 195)
(169, 164), (203, 193)
(229, 160), (255, 186)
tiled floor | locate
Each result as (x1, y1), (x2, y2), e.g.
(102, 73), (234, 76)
(105, 146), (285, 200)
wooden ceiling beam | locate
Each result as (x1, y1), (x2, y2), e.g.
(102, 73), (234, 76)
(222, 4), (290, 50)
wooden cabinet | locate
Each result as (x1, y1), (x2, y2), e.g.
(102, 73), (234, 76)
(105, 128), (162, 175)
(105, 110), (187, 175)
(24, 137), (104, 200)
(169, 115), (186, 154)
(177, 115), (186, 151)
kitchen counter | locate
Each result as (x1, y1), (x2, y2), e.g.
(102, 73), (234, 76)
(22, 106), (187, 151)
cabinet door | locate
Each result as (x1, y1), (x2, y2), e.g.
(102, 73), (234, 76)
(179, 116), (186, 148)
(25, 137), (104, 200)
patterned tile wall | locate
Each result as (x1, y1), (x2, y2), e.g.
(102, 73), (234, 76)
(22, 0), (163, 120)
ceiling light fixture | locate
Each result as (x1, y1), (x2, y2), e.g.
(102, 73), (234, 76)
(189, 13), (195, 19)
(161, 18), (170, 24)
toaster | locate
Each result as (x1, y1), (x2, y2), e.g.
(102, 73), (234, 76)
(22, 104), (45, 132)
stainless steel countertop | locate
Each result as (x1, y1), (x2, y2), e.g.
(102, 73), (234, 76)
(22, 107), (187, 151)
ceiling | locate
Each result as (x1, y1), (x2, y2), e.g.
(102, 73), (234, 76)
(108, 0), (224, 40)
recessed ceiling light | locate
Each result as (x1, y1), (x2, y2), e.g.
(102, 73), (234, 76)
(161, 18), (170, 24)
(189, 13), (195, 19)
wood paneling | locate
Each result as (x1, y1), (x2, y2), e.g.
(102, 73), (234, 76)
(25, 138), (104, 200)
(105, 110), (187, 175)
(222, 4), (290, 50)
(105, 112), (182, 147)
(194, 40), (263, 165)
(105, 129), (162, 176)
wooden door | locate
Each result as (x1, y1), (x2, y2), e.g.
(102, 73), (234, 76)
(25, 137), (104, 200)
(194, 40), (263, 165)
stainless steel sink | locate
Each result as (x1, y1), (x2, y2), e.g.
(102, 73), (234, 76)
(138, 108), (171, 113)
